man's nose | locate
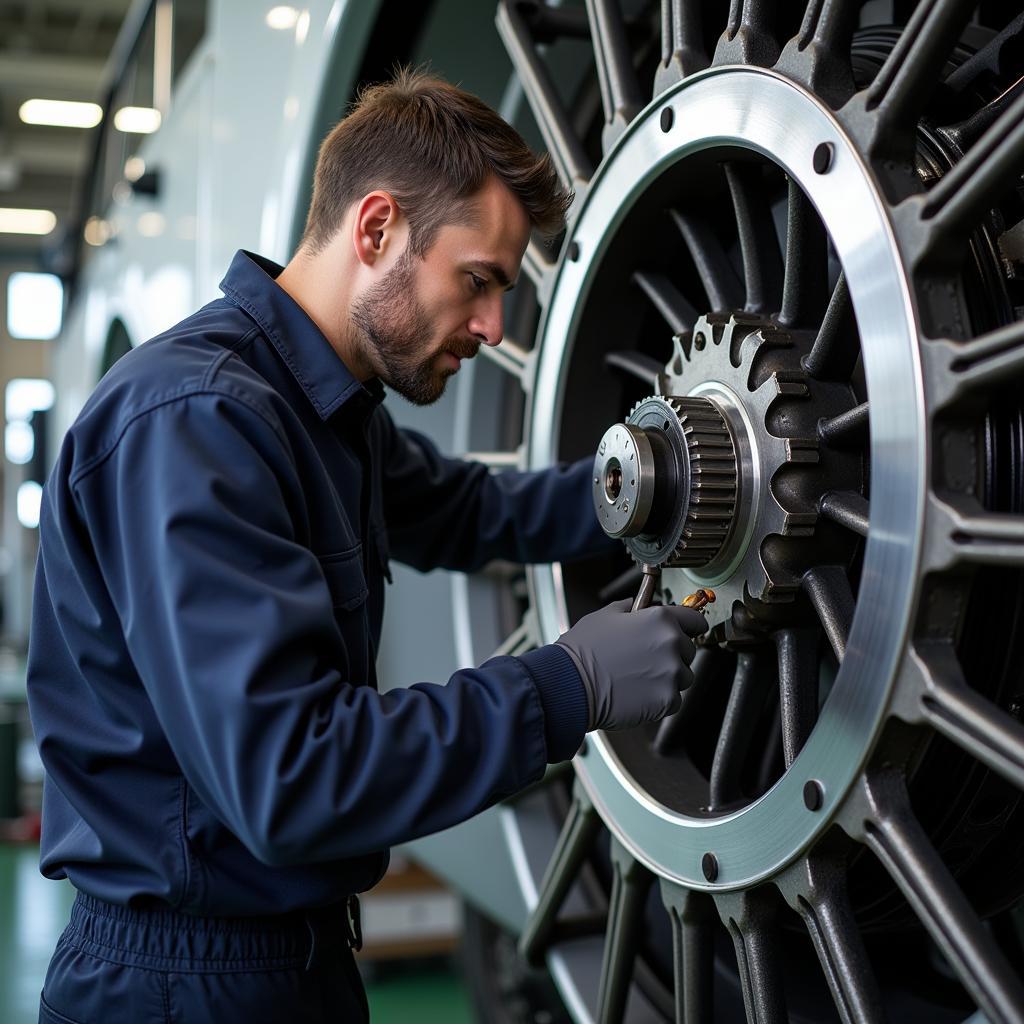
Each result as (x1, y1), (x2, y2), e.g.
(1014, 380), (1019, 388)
(469, 297), (504, 347)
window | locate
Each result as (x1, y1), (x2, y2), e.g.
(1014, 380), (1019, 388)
(6, 272), (63, 340)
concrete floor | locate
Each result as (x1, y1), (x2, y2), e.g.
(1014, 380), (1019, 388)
(0, 843), (474, 1024)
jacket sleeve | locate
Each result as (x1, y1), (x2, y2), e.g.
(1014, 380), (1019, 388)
(71, 389), (587, 867)
(377, 406), (617, 573)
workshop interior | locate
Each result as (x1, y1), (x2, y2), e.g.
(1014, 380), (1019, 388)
(2, 0), (1024, 1021)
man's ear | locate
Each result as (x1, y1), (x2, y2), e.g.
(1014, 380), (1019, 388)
(352, 191), (400, 267)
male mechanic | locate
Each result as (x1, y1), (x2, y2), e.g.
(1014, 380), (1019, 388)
(28, 70), (706, 1023)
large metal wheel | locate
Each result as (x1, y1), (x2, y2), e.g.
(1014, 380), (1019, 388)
(451, 2), (1024, 1022)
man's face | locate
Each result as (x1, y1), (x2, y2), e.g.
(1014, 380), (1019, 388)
(351, 177), (531, 405)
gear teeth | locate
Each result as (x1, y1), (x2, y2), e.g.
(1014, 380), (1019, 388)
(785, 437), (819, 464)
(623, 394), (739, 569)
(666, 396), (738, 568)
(781, 510), (818, 535)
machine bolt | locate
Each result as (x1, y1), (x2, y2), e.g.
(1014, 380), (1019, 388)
(812, 142), (833, 174)
(803, 779), (824, 811)
(701, 852), (719, 882)
(660, 106), (674, 132)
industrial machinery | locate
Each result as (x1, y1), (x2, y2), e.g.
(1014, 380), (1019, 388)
(57, 1), (1024, 1021)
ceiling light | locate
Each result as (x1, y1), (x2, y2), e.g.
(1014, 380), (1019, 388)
(19, 99), (103, 129)
(113, 106), (161, 134)
(137, 212), (166, 237)
(18, 481), (42, 530)
(124, 156), (146, 182)
(266, 6), (299, 30)
(0, 208), (56, 235)
(83, 216), (111, 247)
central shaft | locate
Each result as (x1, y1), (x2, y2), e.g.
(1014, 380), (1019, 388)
(592, 395), (739, 569)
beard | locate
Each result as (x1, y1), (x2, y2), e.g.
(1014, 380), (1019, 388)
(350, 250), (478, 406)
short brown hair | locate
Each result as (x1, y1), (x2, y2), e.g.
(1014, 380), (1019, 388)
(301, 67), (571, 256)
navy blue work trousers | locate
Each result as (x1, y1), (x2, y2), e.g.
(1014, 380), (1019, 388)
(38, 892), (369, 1023)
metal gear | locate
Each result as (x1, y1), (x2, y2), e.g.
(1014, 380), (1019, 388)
(659, 313), (863, 625)
(592, 394), (738, 568)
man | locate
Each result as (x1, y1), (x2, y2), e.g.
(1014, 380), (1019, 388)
(28, 70), (705, 1023)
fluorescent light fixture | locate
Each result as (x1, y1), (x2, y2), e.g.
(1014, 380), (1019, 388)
(5, 421), (33, 465)
(17, 481), (42, 530)
(113, 106), (161, 134)
(7, 273), (63, 340)
(6, 379), (55, 421)
(0, 207), (56, 235)
(19, 98), (103, 129)
(266, 5), (299, 30)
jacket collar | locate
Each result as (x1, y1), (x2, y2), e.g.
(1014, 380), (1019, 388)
(219, 249), (383, 421)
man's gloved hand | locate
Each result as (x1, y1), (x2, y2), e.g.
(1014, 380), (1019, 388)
(555, 598), (708, 732)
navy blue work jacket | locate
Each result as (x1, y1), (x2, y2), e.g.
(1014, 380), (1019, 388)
(27, 250), (605, 916)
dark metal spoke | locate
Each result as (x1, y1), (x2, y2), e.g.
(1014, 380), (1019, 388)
(716, 889), (788, 1023)
(597, 839), (653, 1024)
(775, 0), (858, 108)
(585, 0), (644, 152)
(819, 490), (870, 538)
(935, 494), (1024, 567)
(604, 349), (663, 388)
(920, 87), (1024, 255)
(656, 0), (710, 94)
(775, 627), (819, 768)
(633, 269), (700, 336)
(863, 0), (976, 143)
(671, 208), (744, 313)
(937, 77), (1024, 156)
(496, 1), (593, 189)
(788, 856), (887, 1024)
(803, 274), (859, 381)
(942, 12), (1024, 97)
(660, 880), (715, 1024)
(724, 162), (784, 315)
(713, 0), (780, 69)
(917, 644), (1024, 791)
(779, 179), (829, 329)
(862, 771), (1024, 1023)
(519, 781), (601, 966)
(709, 653), (765, 809)
(817, 401), (869, 449)
(653, 647), (715, 755)
(802, 566), (854, 662)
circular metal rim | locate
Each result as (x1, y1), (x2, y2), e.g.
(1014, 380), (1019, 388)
(526, 66), (926, 889)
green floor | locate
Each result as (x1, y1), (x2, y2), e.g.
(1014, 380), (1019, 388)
(0, 843), (475, 1024)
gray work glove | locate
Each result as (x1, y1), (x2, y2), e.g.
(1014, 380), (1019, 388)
(555, 598), (708, 731)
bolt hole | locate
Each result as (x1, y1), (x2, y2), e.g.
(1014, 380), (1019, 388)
(813, 142), (833, 174)
(567, 240), (581, 261)
(660, 107), (674, 132)
(694, 331), (706, 351)
(803, 780), (824, 811)
(701, 852), (719, 882)
(604, 459), (623, 502)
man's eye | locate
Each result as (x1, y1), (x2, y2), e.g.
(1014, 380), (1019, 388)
(470, 274), (487, 292)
